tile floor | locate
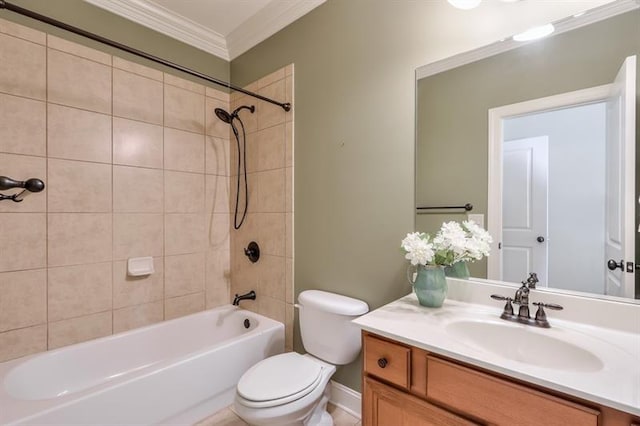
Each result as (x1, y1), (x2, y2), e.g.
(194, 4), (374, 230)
(195, 403), (361, 426)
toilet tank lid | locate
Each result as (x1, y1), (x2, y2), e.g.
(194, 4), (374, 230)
(298, 290), (369, 316)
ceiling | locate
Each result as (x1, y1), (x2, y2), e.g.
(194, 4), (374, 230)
(84, 0), (326, 61)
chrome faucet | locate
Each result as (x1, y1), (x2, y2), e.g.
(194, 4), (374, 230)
(233, 290), (256, 306)
(490, 272), (562, 328)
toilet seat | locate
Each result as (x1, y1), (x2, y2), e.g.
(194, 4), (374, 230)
(237, 353), (324, 409)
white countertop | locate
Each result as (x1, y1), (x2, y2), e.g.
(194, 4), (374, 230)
(353, 291), (640, 416)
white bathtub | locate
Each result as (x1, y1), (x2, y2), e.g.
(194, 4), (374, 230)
(0, 306), (284, 425)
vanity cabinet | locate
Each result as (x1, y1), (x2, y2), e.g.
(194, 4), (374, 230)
(362, 332), (639, 426)
(364, 376), (476, 426)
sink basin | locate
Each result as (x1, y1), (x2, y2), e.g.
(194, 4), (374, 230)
(445, 319), (604, 372)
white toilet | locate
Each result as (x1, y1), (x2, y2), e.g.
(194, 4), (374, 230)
(233, 290), (369, 426)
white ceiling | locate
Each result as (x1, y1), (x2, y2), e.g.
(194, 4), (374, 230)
(85, 0), (326, 61)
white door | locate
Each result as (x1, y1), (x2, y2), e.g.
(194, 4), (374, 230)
(502, 137), (549, 286)
(604, 55), (636, 298)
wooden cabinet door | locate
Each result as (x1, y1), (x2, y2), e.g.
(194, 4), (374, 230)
(363, 333), (411, 389)
(363, 377), (478, 426)
(426, 356), (600, 426)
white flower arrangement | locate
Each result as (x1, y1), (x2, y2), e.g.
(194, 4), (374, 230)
(400, 232), (435, 266)
(401, 221), (492, 267)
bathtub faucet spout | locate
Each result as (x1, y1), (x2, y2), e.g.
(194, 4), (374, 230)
(233, 290), (256, 306)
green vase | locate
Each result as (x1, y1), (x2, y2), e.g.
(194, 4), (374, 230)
(407, 265), (447, 308)
(444, 261), (470, 279)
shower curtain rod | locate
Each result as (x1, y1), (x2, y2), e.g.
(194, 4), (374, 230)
(0, 0), (292, 112)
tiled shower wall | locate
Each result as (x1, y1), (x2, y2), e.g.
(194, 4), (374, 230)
(0, 18), (234, 362)
(229, 66), (295, 351)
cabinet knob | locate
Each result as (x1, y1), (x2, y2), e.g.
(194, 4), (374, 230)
(377, 358), (388, 368)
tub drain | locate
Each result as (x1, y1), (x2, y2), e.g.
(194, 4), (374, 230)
(244, 318), (251, 329)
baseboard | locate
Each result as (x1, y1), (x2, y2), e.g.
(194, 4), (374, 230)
(329, 380), (361, 419)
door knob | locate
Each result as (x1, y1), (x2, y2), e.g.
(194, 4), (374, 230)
(536, 236), (545, 243)
(607, 259), (624, 271)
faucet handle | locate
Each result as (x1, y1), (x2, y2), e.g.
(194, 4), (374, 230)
(490, 294), (510, 301)
(532, 302), (563, 311)
(490, 294), (514, 316)
(532, 302), (563, 327)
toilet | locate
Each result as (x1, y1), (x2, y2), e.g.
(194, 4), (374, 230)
(233, 290), (369, 426)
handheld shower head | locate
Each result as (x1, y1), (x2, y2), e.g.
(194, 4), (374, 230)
(212, 104), (256, 230)
(214, 108), (233, 124)
(214, 106), (255, 125)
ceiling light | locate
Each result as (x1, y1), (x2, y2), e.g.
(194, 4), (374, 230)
(513, 23), (555, 41)
(447, 0), (482, 10)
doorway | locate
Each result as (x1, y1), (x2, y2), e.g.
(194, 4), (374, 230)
(502, 104), (606, 292)
(487, 54), (636, 298)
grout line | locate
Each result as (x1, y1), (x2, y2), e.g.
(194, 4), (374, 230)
(47, 308), (113, 328)
(113, 65), (162, 84)
(0, 24), (46, 45)
(112, 61), (163, 83)
(44, 40), (50, 352)
(162, 77), (166, 322)
(46, 43), (111, 68)
(111, 55), (115, 336)
(203, 89), (209, 309)
(163, 79), (205, 96)
(42, 99), (163, 129)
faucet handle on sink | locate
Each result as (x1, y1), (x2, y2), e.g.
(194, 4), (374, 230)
(532, 302), (563, 327)
(490, 294), (509, 301)
(533, 302), (563, 311)
(490, 294), (514, 317)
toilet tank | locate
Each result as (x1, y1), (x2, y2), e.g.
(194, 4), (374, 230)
(297, 290), (369, 365)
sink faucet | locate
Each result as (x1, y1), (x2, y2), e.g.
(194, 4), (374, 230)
(233, 290), (256, 306)
(514, 283), (530, 317)
(524, 272), (538, 289)
(513, 272), (540, 318)
(490, 273), (562, 328)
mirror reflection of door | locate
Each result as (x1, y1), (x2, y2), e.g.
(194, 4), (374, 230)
(503, 106), (605, 293)
(502, 137), (548, 286)
(490, 56), (636, 297)
(604, 55), (636, 298)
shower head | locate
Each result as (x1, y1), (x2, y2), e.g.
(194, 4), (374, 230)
(213, 104), (255, 230)
(214, 105), (255, 125)
(214, 108), (233, 124)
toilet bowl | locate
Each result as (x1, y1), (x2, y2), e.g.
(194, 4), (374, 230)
(233, 353), (336, 426)
(233, 290), (369, 426)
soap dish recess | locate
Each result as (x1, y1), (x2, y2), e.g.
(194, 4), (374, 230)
(127, 257), (154, 276)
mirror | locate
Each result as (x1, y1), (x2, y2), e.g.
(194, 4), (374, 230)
(415, 3), (639, 301)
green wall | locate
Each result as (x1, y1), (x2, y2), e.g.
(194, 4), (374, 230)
(416, 10), (640, 287)
(0, 0), (229, 86)
(231, 1), (639, 391)
(232, 0), (423, 390)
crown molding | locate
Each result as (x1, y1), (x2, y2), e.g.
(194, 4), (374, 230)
(226, 0), (325, 60)
(85, 0), (325, 62)
(416, 0), (640, 80)
(85, 0), (230, 60)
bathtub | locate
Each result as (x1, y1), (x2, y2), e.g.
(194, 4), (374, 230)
(0, 306), (284, 425)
